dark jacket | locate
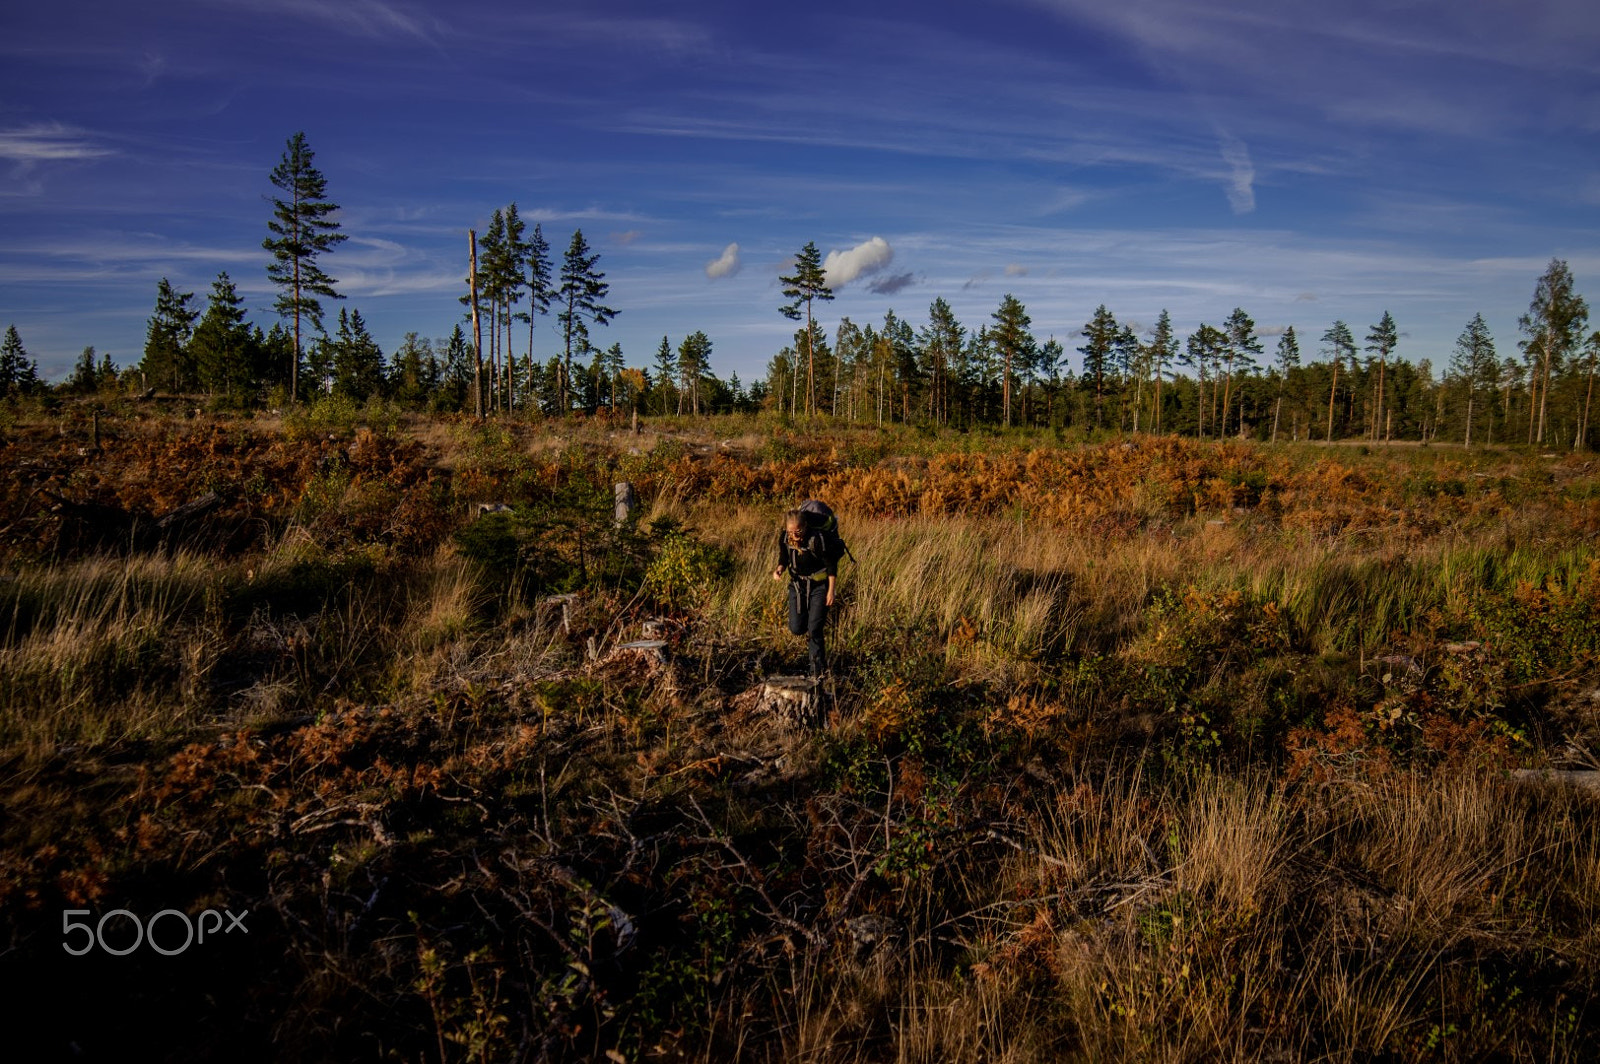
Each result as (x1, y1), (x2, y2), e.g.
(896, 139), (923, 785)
(776, 528), (836, 582)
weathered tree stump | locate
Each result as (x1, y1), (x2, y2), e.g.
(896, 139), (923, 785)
(537, 593), (579, 634)
(614, 481), (637, 526)
(758, 676), (820, 729)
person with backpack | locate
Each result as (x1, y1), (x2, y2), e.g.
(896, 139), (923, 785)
(771, 500), (848, 678)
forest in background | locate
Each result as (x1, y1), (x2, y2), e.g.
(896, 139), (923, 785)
(4, 132), (1597, 452)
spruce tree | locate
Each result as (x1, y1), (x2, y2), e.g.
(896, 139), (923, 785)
(556, 230), (616, 413)
(68, 347), (99, 393)
(778, 242), (834, 417)
(192, 272), (252, 397)
(141, 278), (198, 393)
(332, 308), (384, 401)
(96, 350), (118, 392)
(264, 132), (346, 403)
(391, 333), (432, 408)
(0, 326), (24, 397)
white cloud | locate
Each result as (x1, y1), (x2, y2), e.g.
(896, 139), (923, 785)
(1218, 133), (1255, 214)
(705, 242), (741, 279)
(823, 236), (893, 288)
(0, 124), (112, 163)
(1005, 263), (1030, 277)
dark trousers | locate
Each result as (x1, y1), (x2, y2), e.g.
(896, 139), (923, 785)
(788, 578), (828, 676)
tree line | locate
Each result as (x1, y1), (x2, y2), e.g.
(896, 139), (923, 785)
(761, 248), (1598, 449)
(7, 130), (1597, 447)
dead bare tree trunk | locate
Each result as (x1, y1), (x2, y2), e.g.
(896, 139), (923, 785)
(1327, 360), (1338, 442)
(469, 230), (484, 421)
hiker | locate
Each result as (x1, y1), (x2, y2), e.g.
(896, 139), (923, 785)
(772, 504), (841, 678)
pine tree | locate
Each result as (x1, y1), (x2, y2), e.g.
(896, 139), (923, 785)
(476, 209), (507, 410)
(1272, 327), (1300, 442)
(1450, 313), (1496, 447)
(1148, 310), (1175, 434)
(263, 131), (346, 403)
(1518, 258), (1589, 447)
(140, 278), (199, 393)
(1365, 312), (1399, 441)
(1182, 324), (1227, 438)
(918, 298), (963, 426)
(987, 295), (1033, 429)
(557, 230), (616, 413)
(778, 241), (834, 417)
(499, 204), (529, 410)
(1223, 308), (1263, 437)
(1321, 321), (1356, 441)
(603, 342), (625, 410)
(1078, 305), (1120, 430)
(653, 335), (676, 416)
(523, 223), (554, 410)
(677, 332), (712, 416)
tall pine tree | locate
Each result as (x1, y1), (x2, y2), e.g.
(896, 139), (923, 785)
(778, 242), (834, 417)
(556, 230), (616, 413)
(263, 132), (346, 403)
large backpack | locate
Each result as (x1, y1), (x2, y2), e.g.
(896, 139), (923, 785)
(799, 499), (854, 567)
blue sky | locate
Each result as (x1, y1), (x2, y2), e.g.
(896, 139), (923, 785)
(2, 0), (1597, 384)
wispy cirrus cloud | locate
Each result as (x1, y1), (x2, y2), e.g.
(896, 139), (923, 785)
(0, 124), (113, 163)
(1218, 132), (1255, 214)
(216, 0), (438, 42)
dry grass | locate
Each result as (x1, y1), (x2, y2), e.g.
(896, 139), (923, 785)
(4, 420), (1600, 1062)
(0, 551), (224, 754)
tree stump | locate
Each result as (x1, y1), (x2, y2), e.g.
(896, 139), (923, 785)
(758, 676), (820, 729)
(538, 593), (579, 634)
(614, 481), (637, 526)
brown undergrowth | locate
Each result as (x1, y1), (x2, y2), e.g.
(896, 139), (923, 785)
(1, 411), (1598, 1061)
